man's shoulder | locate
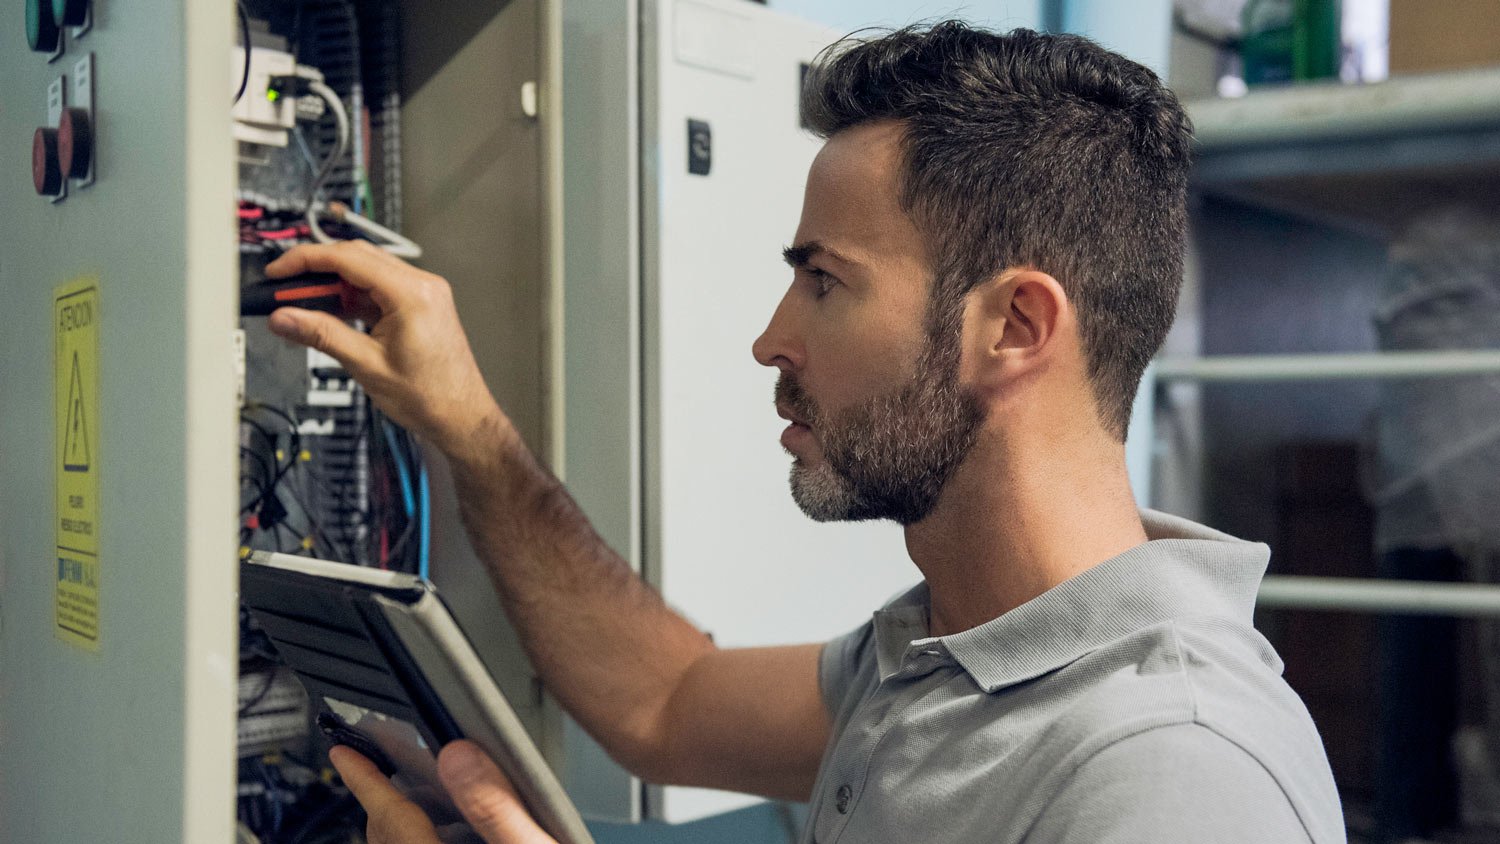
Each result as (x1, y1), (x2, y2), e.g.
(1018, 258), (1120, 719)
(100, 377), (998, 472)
(1025, 721), (1322, 843)
(1019, 617), (1345, 843)
(1037, 615), (1315, 750)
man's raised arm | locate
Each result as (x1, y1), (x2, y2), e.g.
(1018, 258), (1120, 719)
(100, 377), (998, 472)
(262, 242), (828, 800)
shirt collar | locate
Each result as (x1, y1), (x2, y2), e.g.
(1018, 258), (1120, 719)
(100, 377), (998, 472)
(869, 509), (1272, 692)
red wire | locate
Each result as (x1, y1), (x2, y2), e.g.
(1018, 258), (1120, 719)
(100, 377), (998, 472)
(257, 225), (310, 240)
(379, 464), (391, 568)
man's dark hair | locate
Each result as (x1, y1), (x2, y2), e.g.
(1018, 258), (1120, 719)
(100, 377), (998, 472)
(802, 23), (1193, 440)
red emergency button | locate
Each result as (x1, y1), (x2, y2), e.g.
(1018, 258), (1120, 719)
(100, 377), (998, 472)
(57, 108), (92, 179)
(33, 126), (63, 196)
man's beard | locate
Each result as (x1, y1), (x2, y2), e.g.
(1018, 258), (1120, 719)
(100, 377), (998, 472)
(775, 321), (985, 526)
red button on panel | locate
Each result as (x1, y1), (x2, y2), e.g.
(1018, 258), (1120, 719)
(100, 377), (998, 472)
(33, 127), (63, 196)
(58, 108), (92, 179)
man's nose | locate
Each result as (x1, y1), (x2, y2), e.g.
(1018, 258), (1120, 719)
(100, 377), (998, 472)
(752, 293), (803, 372)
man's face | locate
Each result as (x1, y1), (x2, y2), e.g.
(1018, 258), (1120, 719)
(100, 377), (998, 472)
(752, 121), (986, 526)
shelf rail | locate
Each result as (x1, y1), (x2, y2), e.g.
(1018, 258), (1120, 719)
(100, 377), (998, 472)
(1153, 351), (1500, 618)
(1155, 350), (1500, 383)
(1259, 575), (1500, 619)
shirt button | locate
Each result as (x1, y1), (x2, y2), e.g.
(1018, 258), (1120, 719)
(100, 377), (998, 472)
(835, 784), (853, 814)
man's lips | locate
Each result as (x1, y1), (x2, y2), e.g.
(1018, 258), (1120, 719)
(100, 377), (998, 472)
(776, 403), (811, 427)
(776, 404), (815, 451)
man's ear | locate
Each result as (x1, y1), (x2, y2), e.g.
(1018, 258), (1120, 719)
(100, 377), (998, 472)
(962, 268), (1067, 394)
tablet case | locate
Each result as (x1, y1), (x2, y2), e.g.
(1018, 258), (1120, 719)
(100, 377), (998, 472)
(239, 551), (595, 844)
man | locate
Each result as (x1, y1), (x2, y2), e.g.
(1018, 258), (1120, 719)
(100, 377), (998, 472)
(266, 23), (1345, 844)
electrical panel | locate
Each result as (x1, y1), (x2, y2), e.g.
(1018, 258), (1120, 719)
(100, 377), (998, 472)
(231, 3), (430, 841)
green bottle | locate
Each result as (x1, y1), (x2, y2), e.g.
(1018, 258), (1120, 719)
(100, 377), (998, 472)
(1292, 0), (1341, 81)
(1241, 0), (1341, 86)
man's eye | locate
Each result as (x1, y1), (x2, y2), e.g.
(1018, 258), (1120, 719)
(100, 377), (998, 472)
(808, 268), (837, 297)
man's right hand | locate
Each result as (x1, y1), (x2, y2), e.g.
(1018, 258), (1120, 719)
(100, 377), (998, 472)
(265, 241), (507, 463)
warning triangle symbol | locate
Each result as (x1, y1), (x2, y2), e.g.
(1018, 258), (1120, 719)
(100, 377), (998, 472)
(63, 351), (90, 473)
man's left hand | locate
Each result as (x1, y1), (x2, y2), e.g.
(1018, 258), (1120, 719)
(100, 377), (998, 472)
(330, 740), (559, 844)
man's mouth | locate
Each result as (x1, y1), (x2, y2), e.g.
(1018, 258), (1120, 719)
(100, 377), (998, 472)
(776, 403), (810, 428)
(776, 403), (815, 451)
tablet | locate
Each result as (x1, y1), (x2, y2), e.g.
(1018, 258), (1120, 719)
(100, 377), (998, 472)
(239, 551), (595, 844)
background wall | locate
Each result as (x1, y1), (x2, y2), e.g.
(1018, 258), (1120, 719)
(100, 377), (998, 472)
(1058, 0), (1171, 74)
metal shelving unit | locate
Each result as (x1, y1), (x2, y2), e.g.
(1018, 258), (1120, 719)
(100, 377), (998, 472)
(1149, 68), (1500, 618)
(1189, 66), (1500, 237)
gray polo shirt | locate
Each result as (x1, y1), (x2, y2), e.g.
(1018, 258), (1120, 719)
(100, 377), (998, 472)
(804, 510), (1345, 844)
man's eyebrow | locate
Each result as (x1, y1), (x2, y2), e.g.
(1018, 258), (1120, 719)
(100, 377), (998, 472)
(782, 241), (860, 269)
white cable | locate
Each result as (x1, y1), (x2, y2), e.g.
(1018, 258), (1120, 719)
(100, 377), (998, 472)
(320, 202), (423, 259)
(299, 77), (349, 246)
(295, 71), (422, 258)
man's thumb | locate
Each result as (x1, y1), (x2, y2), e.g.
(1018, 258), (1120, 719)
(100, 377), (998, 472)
(267, 307), (381, 377)
(437, 741), (556, 844)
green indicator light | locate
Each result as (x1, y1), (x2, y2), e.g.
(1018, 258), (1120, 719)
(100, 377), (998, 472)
(266, 89), (280, 102)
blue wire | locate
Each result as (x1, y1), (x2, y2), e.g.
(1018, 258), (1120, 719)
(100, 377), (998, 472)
(417, 462), (431, 581)
(381, 422), (416, 517)
(379, 418), (428, 578)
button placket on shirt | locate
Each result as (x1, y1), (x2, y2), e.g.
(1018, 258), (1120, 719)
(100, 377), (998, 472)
(813, 647), (955, 843)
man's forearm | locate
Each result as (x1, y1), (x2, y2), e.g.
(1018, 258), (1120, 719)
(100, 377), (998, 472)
(447, 410), (716, 778)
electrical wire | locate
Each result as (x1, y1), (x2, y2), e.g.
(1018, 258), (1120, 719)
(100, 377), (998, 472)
(253, 400), (369, 564)
(240, 440), (296, 516)
(376, 418), (427, 574)
(337, 0), (367, 218)
(247, 404), (300, 440)
(282, 470), (355, 563)
(317, 201), (423, 258)
(297, 458), (368, 561)
(285, 64), (421, 256)
(380, 420), (416, 518)
(240, 446), (274, 493)
(239, 669), (279, 718)
(259, 758), (285, 837)
(417, 460), (431, 580)
(386, 510), (417, 571)
(240, 410), (313, 558)
(234, 2), (252, 104)
(298, 76), (350, 246)
(283, 793), (357, 844)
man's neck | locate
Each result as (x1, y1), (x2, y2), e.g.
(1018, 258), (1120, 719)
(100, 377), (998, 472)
(904, 426), (1148, 637)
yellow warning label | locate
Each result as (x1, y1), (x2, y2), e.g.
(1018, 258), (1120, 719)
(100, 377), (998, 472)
(55, 277), (100, 650)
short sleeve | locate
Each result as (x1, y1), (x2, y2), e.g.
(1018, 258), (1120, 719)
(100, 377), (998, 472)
(818, 620), (873, 725)
(1025, 724), (1314, 844)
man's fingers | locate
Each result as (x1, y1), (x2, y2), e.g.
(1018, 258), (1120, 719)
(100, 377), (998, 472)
(329, 745), (407, 817)
(265, 242), (408, 311)
(330, 746), (445, 844)
(267, 307), (385, 379)
(437, 741), (557, 844)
